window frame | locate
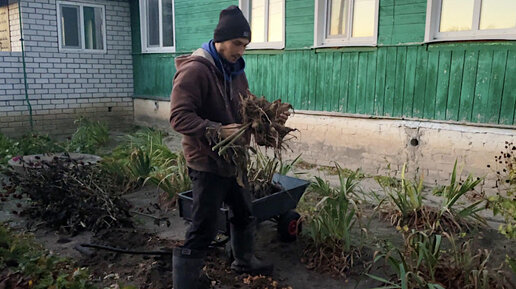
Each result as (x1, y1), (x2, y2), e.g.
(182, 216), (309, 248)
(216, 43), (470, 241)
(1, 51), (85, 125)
(425, 0), (516, 42)
(56, 0), (107, 53)
(239, 0), (285, 50)
(139, 0), (176, 53)
(314, 0), (379, 48)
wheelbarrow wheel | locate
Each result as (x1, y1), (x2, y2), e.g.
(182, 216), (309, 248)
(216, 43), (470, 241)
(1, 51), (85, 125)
(278, 210), (301, 242)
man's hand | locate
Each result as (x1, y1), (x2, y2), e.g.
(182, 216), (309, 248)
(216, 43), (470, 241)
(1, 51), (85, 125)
(220, 123), (250, 145)
(277, 110), (291, 125)
(220, 123), (242, 139)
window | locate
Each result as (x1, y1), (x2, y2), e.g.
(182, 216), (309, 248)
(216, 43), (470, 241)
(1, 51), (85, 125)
(139, 0), (175, 53)
(57, 1), (106, 52)
(314, 0), (379, 47)
(425, 0), (516, 42)
(239, 0), (285, 49)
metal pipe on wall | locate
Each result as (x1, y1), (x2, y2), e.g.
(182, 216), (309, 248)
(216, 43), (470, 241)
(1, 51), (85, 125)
(18, 0), (33, 130)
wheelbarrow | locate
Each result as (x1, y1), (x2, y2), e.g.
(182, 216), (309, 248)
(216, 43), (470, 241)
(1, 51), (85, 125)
(178, 173), (310, 243)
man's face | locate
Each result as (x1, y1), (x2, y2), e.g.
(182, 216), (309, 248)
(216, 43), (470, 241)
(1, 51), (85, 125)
(215, 38), (250, 63)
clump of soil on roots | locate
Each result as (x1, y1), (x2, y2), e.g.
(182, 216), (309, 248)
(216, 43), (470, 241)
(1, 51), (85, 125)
(210, 90), (296, 197)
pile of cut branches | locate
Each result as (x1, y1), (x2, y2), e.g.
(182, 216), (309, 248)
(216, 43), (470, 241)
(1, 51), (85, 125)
(210, 91), (296, 189)
(9, 154), (133, 235)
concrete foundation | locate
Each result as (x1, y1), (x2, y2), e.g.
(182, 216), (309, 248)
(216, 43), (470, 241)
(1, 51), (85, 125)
(135, 98), (516, 187)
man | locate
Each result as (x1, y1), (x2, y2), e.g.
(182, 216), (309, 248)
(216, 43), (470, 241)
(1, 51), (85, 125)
(170, 5), (283, 289)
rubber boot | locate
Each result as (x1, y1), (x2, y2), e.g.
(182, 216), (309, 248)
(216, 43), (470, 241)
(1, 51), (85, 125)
(172, 247), (206, 289)
(230, 221), (273, 276)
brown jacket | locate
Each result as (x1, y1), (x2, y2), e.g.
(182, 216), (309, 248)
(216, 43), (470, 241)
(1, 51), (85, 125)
(170, 48), (249, 177)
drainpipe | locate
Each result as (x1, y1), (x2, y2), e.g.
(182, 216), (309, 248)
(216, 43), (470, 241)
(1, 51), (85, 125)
(18, 0), (33, 130)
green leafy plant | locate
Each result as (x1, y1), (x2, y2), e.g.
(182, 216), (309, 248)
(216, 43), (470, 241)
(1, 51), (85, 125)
(380, 162), (485, 233)
(0, 133), (14, 165)
(278, 154), (302, 175)
(432, 160), (486, 231)
(368, 232), (513, 289)
(66, 117), (109, 154)
(101, 128), (177, 190)
(246, 150), (301, 198)
(0, 224), (96, 289)
(145, 152), (190, 203)
(380, 164), (429, 229)
(6, 134), (62, 160)
(302, 166), (363, 276)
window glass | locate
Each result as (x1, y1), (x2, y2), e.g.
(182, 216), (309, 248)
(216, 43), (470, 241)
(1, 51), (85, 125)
(328, 0), (348, 37)
(147, 0), (160, 46)
(250, 0), (266, 42)
(83, 6), (104, 50)
(352, 0), (374, 37)
(439, 0), (474, 32)
(268, 0), (282, 42)
(61, 5), (80, 48)
(480, 0), (516, 30)
(162, 0), (174, 46)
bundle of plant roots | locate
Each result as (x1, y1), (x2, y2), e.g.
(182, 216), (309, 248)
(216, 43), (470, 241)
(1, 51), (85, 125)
(211, 91), (296, 189)
(9, 154), (133, 235)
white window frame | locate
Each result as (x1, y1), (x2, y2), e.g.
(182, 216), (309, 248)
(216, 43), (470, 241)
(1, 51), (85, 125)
(425, 0), (516, 42)
(139, 0), (176, 53)
(56, 1), (107, 53)
(314, 0), (379, 47)
(239, 0), (285, 50)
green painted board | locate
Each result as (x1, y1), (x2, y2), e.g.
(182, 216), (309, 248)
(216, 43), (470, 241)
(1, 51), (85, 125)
(424, 51), (439, 119)
(384, 47), (397, 116)
(356, 52), (369, 114)
(472, 50), (494, 123)
(446, 50), (465, 121)
(403, 47), (417, 117)
(500, 50), (516, 125)
(339, 53), (350, 112)
(331, 53), (343, 112)
(307, 51), (317, 110)
(129, 0), (141, 54)
(374, 48), (387, 115)
(435, 51), (451, 120)
(365, 52), (377, 114)
(285, 0), (314, 49)
(458, 51), (479, 122)
(322, 53), (333, 111)
(393, 47), (407, 117)
(413, 46), (428, 118)
(487, 51), (507, 124)
(347, 53), (359, 113)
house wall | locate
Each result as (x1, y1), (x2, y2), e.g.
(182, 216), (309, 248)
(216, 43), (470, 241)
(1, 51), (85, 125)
(0, 0), (134, 136)
(131, 0), (515, 184)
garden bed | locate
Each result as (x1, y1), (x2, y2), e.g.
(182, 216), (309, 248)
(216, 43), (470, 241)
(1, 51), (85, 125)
(0, 125), (514, 289)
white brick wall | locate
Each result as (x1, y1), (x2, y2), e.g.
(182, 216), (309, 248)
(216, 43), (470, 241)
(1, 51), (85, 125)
(0, 0), (134, 136)
(8, 0), (21, 52)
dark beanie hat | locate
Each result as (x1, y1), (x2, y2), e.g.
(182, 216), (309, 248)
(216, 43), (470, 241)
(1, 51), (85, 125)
(213, 5), (251, 42)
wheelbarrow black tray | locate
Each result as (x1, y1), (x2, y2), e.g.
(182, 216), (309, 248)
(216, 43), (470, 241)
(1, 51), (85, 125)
(178, 174), (310, 235)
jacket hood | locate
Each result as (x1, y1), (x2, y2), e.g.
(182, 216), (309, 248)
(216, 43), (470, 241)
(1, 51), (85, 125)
(174, 48), (216, 72)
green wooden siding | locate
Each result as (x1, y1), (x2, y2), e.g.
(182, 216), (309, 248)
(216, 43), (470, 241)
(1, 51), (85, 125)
(285, 0), (314, 49)
(130, 0), (516, 126)
(245, 46), (516, 125)
(133, 54), (178, 98)
(175, 0), (234, 52)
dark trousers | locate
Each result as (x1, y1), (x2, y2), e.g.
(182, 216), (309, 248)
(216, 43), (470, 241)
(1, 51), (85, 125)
(183, 168), (254, 250)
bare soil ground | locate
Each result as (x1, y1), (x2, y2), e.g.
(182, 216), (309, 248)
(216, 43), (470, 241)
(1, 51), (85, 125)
(1, 176), (513, 289)
(0, 131), (513, 288)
